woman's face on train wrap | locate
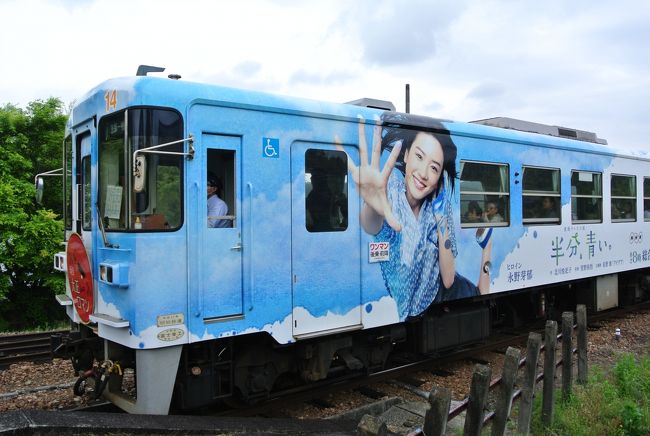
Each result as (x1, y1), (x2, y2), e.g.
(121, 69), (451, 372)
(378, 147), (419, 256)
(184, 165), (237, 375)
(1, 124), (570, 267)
(403, 132), (444, 205)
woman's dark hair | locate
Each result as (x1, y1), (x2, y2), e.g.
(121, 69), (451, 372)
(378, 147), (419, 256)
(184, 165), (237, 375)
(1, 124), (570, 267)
(380, 113), (458, 198)
(467, 200), (482, 215)
(207, 172), (223, 193)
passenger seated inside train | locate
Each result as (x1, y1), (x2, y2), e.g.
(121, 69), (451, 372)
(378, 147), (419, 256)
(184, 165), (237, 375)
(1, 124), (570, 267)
(464, 201), (483, 223)
(484, 201), (503, 223)
(540, 196), (558, 218)
(207, 173), (230, 228)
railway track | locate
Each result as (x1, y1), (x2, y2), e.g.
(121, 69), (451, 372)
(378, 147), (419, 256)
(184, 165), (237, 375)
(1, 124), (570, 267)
(3, 302), (649, 418)
(216, 301), (650, 418)
(2, 304), (650, 434)
(0, 330), (68, 368)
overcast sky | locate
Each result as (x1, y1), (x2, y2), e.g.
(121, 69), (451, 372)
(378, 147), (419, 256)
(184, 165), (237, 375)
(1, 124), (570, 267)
(1, 0), (649, 151)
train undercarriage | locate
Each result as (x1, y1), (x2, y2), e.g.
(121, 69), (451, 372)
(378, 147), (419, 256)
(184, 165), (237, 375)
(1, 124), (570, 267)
(52, 271), (650, 414)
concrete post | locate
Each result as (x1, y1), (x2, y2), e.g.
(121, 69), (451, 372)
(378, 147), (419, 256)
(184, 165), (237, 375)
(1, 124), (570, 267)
(517, 332), (542, 436)
(577, 304), (588, 384)
(491, 346), (521, 436)
(464, 364), (492, 436)
(562, 311), (574, 399)
(542, 320), (558, 426)
(424, 385), (451, 436)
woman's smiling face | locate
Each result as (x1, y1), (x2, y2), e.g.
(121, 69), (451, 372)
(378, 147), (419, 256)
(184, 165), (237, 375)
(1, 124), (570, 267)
(403, 132), (444, 206)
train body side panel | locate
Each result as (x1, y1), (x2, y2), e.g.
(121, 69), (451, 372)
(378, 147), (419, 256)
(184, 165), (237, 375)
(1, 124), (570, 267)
(66, 77), (650, 350)
(448, 125), (650, 295)
(185, 104), (394, 344)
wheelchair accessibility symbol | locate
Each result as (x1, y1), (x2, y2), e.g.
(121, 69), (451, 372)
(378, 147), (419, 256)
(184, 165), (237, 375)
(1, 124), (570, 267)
(262, 137), (279, 158)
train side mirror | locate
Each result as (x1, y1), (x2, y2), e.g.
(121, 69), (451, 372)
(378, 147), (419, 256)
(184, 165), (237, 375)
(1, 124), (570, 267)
(133, 156), (146, 193)
(35, 177), (44, 204)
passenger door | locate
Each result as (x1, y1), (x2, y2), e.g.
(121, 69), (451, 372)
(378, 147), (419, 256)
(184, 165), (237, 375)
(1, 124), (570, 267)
(291, 142), (361, 337)
(197, 134), (243, 320)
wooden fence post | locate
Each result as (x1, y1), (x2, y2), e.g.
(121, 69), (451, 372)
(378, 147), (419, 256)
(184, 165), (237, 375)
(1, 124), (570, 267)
(357, 414), (387, 436)
(464, 364), (492, 436)
(577, 304), (588, 384)
(542, 320), (558, 426)
(491, 346), (521, 436)
(517, 332), (542, 436)
(424, 385), (451, 436)
(562, 311), (574, 399)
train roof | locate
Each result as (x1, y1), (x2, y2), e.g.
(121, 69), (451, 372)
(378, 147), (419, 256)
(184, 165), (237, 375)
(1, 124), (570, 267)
(70, 75), (646, 160)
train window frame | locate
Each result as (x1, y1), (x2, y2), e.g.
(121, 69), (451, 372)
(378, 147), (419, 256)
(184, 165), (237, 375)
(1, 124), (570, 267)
(571, 170), (602, 223)
(98, 107), (184, 232)
(459, 160), (510, 228)
(611, 174), (636, 223)
(304, 148), (349, 233)
(644, 177), (650, 221)
(522, 166), (561, 225)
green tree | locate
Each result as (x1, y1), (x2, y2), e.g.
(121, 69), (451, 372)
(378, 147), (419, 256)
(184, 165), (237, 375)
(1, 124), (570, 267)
(0, 98), (67, 330)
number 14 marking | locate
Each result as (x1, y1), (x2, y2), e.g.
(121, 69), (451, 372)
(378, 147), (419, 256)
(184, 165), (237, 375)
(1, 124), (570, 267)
(104, 89), (117, 112)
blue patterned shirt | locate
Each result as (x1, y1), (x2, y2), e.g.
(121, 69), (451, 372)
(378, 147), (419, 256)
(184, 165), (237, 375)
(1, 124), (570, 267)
(376, 169), (457, 320)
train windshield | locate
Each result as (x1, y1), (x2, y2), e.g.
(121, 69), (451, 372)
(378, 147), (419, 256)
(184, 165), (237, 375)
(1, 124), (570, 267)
(98, 108), (183, 231)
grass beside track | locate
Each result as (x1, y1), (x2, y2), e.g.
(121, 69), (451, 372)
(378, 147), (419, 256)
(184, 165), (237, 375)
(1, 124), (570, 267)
(531, 353), (650, 435)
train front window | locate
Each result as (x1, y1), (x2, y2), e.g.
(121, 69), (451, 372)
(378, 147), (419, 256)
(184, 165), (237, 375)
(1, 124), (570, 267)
(571, 171), (602, 223)
(98, 108), (183, 231)
(611, 174), (636, 222)
(129, 109), (183, 230)
(99, 113), (127, 230)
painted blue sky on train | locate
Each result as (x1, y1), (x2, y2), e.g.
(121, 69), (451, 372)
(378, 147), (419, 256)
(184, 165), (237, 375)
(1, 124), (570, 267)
(1, 0), (649, 152)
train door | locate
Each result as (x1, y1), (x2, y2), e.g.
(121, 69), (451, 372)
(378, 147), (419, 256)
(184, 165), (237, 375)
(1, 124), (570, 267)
(197, 134), (243, 320)
(65, 128), (94, 324)
(291, 142), (362, 337)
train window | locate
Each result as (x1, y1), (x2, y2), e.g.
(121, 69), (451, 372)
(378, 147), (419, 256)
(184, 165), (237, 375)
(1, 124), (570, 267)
(305, 149), (348, 232)
(207, 149), (235, 228)
(459, 160), (509, 227)
(644, 178), (650, 221)
(82, 156), (91, 231)
(129, 109), (183, 231)
(611, 174), (636, 222)
(522, 166), (561, 225)
(64, 136), (72, 231)
(571, 171), (602, 223)
(99, 112), (127, 230)
(99, 108), (183, 231)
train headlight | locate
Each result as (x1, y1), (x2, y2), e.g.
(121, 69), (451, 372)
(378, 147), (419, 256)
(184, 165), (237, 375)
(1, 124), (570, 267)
(54, 252), (66, 272)
(100, 265), (111, 282)
(191, 366), (202, 376)
(99, 262), (129, 288)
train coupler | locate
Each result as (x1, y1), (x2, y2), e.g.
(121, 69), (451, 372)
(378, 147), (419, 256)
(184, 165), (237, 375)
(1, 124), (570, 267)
(73, 359), (122, 399)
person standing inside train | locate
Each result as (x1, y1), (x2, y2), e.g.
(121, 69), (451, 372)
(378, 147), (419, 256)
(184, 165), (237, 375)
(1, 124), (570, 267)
(337, 114), (492, 320)
(207, 173), (229, 228)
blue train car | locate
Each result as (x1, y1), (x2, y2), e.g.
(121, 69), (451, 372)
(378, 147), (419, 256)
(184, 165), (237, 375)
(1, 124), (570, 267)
(47, 70), (650, 414)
